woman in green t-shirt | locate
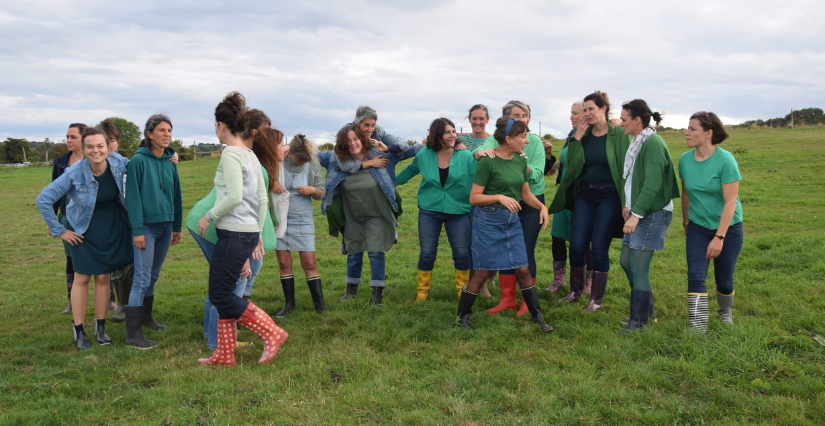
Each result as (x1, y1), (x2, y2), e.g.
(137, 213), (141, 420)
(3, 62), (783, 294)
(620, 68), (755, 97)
(456, 117), (552, 332)
(679, 112), (743, 334)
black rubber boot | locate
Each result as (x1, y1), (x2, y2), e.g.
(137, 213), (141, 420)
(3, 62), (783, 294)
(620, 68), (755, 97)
(142, 296), (168, 330)
(370, 286), (384, 306)
(125, 306), (158, 349)
(276, 274), (296, 317)
(307, 275), (327, 313)
(73, 323), (91, 350)
(95, 318), (112, 345)
(620, 289), (651, 332)
(520, 286), (554, 332)
(558, 266), (585, 303)
(456, 288), (478, 329)
(339, 284), (358, 301)
(623, 292), (657, 324)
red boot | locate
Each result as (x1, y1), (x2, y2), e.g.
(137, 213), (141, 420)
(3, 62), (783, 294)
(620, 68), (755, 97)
(238, 300), (288, 364)
(487, 274), (518, 314)
(515, 277), (535, 317)
(198, 319), (236, 367)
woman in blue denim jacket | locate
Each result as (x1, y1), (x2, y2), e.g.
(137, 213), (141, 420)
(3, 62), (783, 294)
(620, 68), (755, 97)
(318, 124), (419, 305)
(37, 128), (133, 350)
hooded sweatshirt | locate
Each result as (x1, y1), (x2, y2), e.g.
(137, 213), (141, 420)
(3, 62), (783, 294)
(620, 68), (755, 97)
(126, 146), (183, 236)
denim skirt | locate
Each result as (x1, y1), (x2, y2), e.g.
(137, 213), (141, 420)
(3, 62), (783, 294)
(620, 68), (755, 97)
(622, 209), (673, 251)
(472, 205), (528, 270)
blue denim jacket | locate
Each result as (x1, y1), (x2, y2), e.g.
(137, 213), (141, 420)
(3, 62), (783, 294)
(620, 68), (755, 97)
(37, 155), (129, 237)
(319, 144), (421, 214)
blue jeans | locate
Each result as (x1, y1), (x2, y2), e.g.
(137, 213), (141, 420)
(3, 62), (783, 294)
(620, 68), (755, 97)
(501, 194), (544, 278)
(209, 229), (258, 319)
(189, 230), (262, 349)
(569, 183), (622, 271)
(128, 222), (172, 306)
(686, 221), (744, 295)
(417, 208), (471, 271)
(346, 252), (386, 287)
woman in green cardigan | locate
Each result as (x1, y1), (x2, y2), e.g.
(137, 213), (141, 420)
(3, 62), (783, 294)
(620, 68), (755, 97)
(397, 118), (476, 301)
(549, 91), (630, 312)
(617, 100), (679, 331)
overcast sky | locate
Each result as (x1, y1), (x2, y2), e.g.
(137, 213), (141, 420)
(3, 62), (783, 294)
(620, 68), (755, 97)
(1, 0), (823, 145)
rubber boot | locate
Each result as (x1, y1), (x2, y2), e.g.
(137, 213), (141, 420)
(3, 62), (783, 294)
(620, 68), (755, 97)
(339, 283), (358, 301)
(109, 266), (132, 323)
(125, 306), (158, 349)
(456, 288), (478, 329)
(545, 261), (567, 292)
(583, 269), (594, 295)
(717, 291), (734, 324)
(486, 274), (518, 314)
(515, 277), (536, 317)
(370, 286), (384, 305)
(454, 270), (469, 299)
(73, 323), (91, 350)
(276, 274), (296, 317)
(109, 282), (117, 311)
(623, 292), (657, 324)
(306, 275), (327, 313)
(198, 319), (237, 367)
(583, 271), (608, 312)
(142, 296), (168, 330)
(558, 266), (585, 303)
(237, 300), (288, 364)
(688, 293), (709, 334)
(416, 270), (432, 302)
(520, 286), (554, 332)
(95, 318), (112, 345)
(620, 289), (651, 332)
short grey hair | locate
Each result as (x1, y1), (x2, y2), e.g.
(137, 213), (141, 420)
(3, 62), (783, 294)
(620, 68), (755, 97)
(502, 100), (531, 118)
(572, 101), (584, 111)
(354, 106), (378, 125)
(140, 114), (173, 148)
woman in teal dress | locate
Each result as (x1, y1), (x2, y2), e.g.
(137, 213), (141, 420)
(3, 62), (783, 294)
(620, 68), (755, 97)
(37, 127), (133, 350)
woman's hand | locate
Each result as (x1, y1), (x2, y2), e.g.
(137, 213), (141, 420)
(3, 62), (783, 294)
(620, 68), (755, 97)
(60, 230), (83, 246)
(170, 232), (181, 245)
(475, 148), (496, 160)
(610, 118), (622, 127)
(296, 185), (317, 197)
(706, 238), (724, 259)
(542, 139), (553, 158)
(271, 181), (286, 194)
(133, 235), (146, 250)
(623, 215), (639, 234)
(170, 153), (179, 164)
(240, 258), (252, 279)
(198, 215), (211, 237)
(575, 119), (589, 141)
(498, 195), (521, 213)
(539, 206), (549, 231)
(371, 139), (388, 152)
(252, 237), (264, 260)
(363, 157), (389, 169)
(622, 207), (631, 222)
(455, 142), (467, 150)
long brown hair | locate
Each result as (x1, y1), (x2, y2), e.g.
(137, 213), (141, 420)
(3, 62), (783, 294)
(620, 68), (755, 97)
(334, 123), (366, 162)
(252, 127), (284, 191)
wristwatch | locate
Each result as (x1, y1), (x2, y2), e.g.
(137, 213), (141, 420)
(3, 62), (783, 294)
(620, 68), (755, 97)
(715, 234), (725, 240)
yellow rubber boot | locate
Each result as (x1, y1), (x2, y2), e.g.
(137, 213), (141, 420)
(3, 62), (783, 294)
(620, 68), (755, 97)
(455, 269), (470, 299)
(416, 270), (433, 301)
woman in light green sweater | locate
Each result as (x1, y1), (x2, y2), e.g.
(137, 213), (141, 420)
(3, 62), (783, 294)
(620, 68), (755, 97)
(617, 99), (679, 332)
(396, 118), (476, 301)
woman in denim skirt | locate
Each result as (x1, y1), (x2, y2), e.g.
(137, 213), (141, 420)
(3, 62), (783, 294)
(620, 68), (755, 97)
(617, 100), (680, 332)
(456, 117), (552, 332)
(679, 112), (744, 334)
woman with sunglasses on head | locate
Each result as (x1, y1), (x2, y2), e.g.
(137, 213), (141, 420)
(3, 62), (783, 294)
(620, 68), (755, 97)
(274, 133), (327, 316)
(617, 100), (679, 332)
(473, 101), (546, 317)
(37, 127), (132, 349)
(680, 111), (743, 334)
(197, 93), (287, 366)
(397, 118), (476, 301)
(457, 116), (552, 332)
(549, 91), (631, 312)
(50, 123), (86, 315)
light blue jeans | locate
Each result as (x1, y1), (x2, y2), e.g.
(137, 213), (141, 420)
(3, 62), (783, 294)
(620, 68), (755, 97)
(128, 222), (172, 306)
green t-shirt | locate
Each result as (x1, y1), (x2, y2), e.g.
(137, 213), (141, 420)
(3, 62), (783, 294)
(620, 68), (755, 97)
(473, 154), (529, 203)
(678, 147), (743, 230)
(581, 133), (612, 183)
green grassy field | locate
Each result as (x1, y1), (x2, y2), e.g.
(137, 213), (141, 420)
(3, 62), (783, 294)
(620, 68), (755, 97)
(1, 127), (824, 425)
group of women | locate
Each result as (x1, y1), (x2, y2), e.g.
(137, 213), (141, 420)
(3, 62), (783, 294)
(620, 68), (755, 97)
(36, 90), (745, 360)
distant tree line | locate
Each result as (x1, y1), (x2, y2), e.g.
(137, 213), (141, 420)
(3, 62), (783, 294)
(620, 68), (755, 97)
(734, 107), (825, 128)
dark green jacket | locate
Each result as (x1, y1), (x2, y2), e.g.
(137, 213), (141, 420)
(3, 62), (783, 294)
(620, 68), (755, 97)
(126, 146), (183, 235)
(627, 133), (680, 216)
(548, 123), (631, 213)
